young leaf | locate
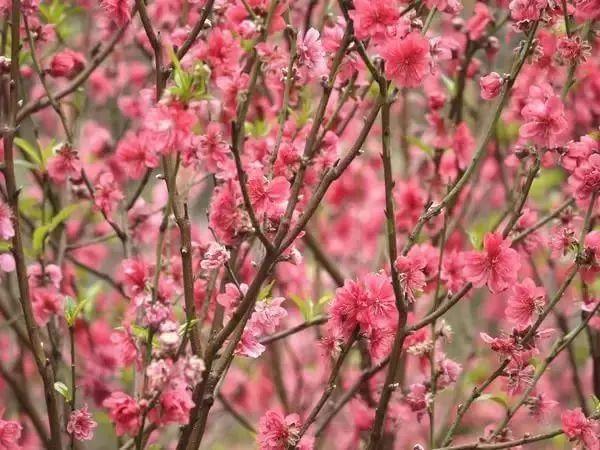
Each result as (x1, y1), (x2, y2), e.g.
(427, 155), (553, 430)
(54, 381), (72, 402)
(14, 138), (42, 167)
(32, 204), (78, 256)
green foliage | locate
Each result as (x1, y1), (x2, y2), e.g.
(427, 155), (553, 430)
(258, 280), (275, 302)
(440, 74), (456, 97)
(64, 296), (89, 327)
(14, 138), (57, 171)
(32, 204), (78, 256)
(289, 293), (331, 321)
(530, 169), (565, 202)
(495, 120), (520, 146)
(406, 135), (434, 157)
(292, 89), (314, 127)
(474, 393), (508, 410)
(467, 212), (502, 249)
(178, 319), (199, 336)
(245, 119), (270, 137)
(169, 49), (211, 103)
(54, 381), (72, 402)
(39, 0), (80, 38)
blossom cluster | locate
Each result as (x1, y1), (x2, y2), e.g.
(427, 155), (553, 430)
(0, 0), (599, 449)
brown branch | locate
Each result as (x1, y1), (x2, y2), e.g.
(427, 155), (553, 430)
(1, 1), (63, 446)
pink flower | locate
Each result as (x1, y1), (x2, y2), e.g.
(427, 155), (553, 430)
(505, 278), (545, 329)
(361, 272), (396, 323)
(296, 28), (327, 81)
(236, 297), (287, 359)
(330, 278), (363, 336)
(562, 408), (599, 450)
(28, 263), (62, 289)
(582, 230), (600, 282)
(120, 258), (150, 298)
(236, 327), (266, 358)
(569, 153), (600, 200)
(527, 393), (558, 419)
(217, 282), (248, 311)
(209, 182), (244, 245)
(32, 287), (63, 326)
(441, 251), (467, 293)
(48, 49), (86, 79)
(94, 172), (124, 216)
(250, 297), (287, 335)
(248, 175), (290, 217)
(0, 201), (14, 240)
(149, 388), (195, 425)
(479, 72), (504, 100)
(187, 122), (229, 172)
(558, 35), (592, 63)
(348, 0), (401, 40)
(0, 254), (15, 273)
(520, 93), (568, 148)
(67, 406), (97, 441)
(509, 0), (546, 23)
(99, 0), (131, 26)
(394, 254), (426, 302)
(200, 242), (230, 270)
(0, 418), (22, 449)
(103, 392), (140, 436)
(47, 145), (82, 183)
(381, 32), (431, 88)
(480, 332), (518, 355)
(464, 232), (521, 293)
(451, 122), (475, 170)
(394, 179), (426, 232)
(115, 132), (159, 180)
(405, 383), (430, 420)
(562, 135), (598, 172)
(466, 3), (492, 40)
(258, 410), (303, 450)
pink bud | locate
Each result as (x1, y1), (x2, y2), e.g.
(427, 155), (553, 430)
(479, 72), (503, 100)
(48, 49), (86, 79)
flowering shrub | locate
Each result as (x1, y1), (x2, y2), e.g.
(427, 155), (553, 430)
(0, 0), (600, 449)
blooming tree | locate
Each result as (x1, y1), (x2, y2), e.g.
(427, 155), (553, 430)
(0, 0), (599, 449)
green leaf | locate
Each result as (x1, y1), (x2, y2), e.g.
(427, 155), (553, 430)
(258, 280), (275, 302)
(178, 319), (199, 336)
(54, 381), (71, 402)
(82, 282), (102, 305)
(289, 294), (314, 321)
(592, 395), (600, 414)
(474, 393), (508, 410)
(317, 294), (332, 307)
(14, 138), (42, 167)
(14, 160), (39, 170)
(441, 74), (456, 96)
(530, 169), (564, 201)
(406, 136), (434, 156)
(64, 296), (89, 327)
(32, 204), (78, 256)
(131, 324), (150, 342)
(468, 212), (502, 249)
